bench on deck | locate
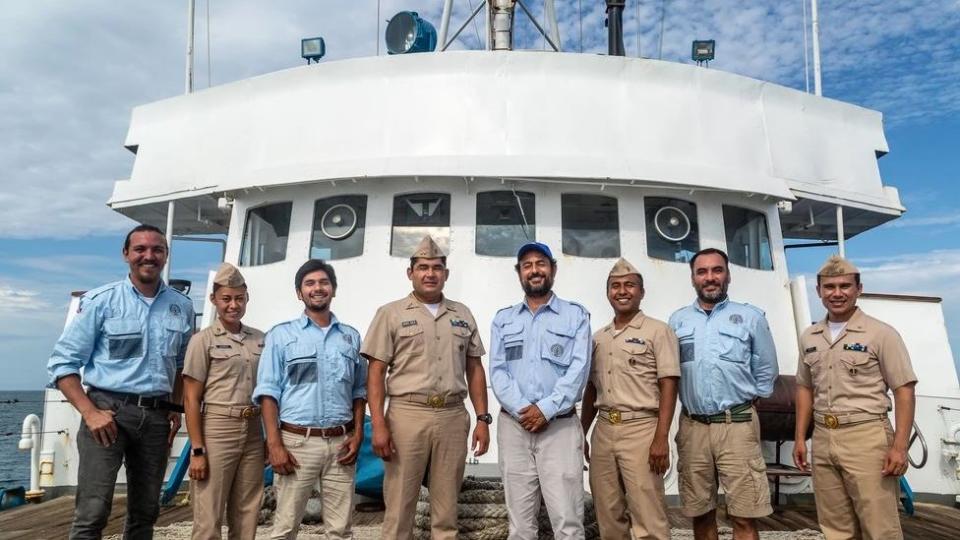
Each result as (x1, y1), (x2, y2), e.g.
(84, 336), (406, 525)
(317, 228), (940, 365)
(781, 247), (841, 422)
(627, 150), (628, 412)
(756, 375), (812, 505)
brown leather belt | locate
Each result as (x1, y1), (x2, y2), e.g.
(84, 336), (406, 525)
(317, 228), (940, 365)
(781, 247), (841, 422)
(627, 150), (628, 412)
(814, 411), (886, 430)
(396, 393), (464, 409)
(281, 420), (355, 438)
(599, 408), (657, 424)
(202, 403), (260, 419)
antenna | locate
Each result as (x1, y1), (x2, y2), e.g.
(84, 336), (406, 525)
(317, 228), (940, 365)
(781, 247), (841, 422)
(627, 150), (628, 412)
(811, 0), (823, 96)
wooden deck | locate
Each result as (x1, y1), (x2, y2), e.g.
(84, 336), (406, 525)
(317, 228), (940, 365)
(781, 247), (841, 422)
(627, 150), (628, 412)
(1, 496), (958, 539)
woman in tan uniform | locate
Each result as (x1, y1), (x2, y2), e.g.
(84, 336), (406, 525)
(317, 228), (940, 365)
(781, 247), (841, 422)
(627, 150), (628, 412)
(183, 263), (266, 540)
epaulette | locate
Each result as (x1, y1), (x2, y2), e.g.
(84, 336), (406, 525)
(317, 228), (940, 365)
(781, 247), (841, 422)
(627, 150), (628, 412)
(337, 322), (360, 336)
(493, 304), (518, 325)
(739, 302), (766, 317)
(82, 281), (122, 302)
(165, 285), (192, 301)
(565, 299), (590, 319)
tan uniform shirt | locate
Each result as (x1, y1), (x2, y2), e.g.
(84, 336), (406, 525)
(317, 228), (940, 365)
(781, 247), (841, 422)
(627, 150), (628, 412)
(361, 293), (485, 399)
(183, 320), (265, 406)
(590, 311), (681, 411)
(796, 308), (916, 414)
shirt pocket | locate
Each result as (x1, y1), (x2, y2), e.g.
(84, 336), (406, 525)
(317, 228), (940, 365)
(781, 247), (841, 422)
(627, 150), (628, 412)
(396, 324), (425, 362)
(285, 344), (318, 386)
(839, 351), (879, 380)
(103, 318), (143, 360)
(333, 346), (358, 383)
(717, 324), (750, 363)
(501, 323), (525, 361)
(540, 326), (576, 370)
(163, 316), (191, 358)
(676, 327), (695, 364)
(208, 348), (241, 380)
(621, 342), (656, 371)
(452, 326), (472, 357)
(802, 350), (824, 385)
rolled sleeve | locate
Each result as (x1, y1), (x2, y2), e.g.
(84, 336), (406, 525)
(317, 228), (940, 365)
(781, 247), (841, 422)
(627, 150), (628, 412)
(655, 325), (681, 379)
(181, 332), (209, 382)
(795, 351), (813, 387)
(47, 298), (101, 387)
(352, 337), (368, 400)
(537, 311), (592, 421)
(489, 319), (528, 417)
(750, 314), (779, 398)
(359, 307), (394, 364)
(253, 331), (284, 405)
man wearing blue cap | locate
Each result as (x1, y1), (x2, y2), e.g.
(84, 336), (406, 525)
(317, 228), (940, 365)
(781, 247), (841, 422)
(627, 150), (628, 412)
(490, 242), (592, 540)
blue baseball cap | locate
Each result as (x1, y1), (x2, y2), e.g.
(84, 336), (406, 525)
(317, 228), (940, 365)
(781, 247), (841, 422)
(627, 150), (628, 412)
(516, 241), (554, 261)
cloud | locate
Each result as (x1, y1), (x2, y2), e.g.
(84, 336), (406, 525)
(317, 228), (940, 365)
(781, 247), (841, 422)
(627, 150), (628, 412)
(0, 284), (50, 313)
(887, 213), (960, 229)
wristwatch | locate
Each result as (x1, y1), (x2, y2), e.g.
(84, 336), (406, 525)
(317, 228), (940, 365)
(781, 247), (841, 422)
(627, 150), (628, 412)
(477, 413), (493, 425)
(192, 446), (206, 457)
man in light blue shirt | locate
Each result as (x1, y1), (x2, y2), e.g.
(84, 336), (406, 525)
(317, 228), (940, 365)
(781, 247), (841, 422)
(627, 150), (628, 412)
(491, 242), (591, 540)
(254, 259), (366, 540)
(668, 247), (778, 540)
(47, 224), (195, 540)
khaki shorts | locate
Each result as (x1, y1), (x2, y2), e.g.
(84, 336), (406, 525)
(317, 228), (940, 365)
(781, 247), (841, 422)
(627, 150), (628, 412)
(675, 411), (772, 518)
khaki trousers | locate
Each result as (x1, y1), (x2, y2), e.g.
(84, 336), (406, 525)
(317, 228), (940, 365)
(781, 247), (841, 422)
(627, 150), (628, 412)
(271, 430), (355, 540)
(191, 414), (264, 540)
(381, 400), (470, 540)
(675, 412), (772, 519)
(498, 411), (585, 540)
(589, 417), (669, 540)
(812, 418), (902, 540)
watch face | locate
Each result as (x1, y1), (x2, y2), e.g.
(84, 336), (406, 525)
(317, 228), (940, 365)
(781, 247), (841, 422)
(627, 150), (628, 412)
(478, 414), (493, 424)
(192, 447), (205, 456)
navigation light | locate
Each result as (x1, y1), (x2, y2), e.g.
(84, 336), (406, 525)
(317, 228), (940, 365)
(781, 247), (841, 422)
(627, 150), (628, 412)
(385, 11), (437, 54)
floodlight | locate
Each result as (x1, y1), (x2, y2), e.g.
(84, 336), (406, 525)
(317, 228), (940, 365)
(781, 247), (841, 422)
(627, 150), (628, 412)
(301, 37), (326, 64)
(692, 40), (715, 63)
(385, 11), (437, 54)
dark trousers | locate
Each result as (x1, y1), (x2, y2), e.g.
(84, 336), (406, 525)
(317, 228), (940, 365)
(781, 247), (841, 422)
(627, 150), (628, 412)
(70, 389), (171, 540)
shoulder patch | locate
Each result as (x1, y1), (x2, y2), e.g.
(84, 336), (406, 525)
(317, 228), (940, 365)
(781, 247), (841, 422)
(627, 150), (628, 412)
(728, 313), (743, 325)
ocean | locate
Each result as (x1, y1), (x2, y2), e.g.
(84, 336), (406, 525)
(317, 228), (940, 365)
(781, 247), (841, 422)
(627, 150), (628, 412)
(0, 391), (44, 491)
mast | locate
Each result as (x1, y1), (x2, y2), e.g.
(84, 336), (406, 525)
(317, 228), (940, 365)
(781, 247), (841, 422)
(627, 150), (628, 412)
(811, 0), (822, 96)
(166, 0), (195, 283)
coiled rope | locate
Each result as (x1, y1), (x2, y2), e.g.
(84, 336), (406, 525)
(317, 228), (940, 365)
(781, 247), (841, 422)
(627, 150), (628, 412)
(413, 477), (600, 539)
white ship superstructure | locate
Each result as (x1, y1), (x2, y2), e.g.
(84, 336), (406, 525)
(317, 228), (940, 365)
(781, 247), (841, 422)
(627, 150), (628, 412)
(19, 2), (960, 505)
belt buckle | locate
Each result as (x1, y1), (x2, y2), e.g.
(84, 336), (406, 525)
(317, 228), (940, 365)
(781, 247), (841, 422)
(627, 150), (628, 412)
(241, 407), (256, 418)
(428, 395), (445, 408)
(135, 396), (154, 408)
(824, 414), (840, 429)
(608, 410), (622, 424)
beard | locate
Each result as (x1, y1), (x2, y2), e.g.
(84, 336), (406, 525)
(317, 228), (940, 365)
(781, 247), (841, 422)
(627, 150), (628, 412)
(522, 273), (554, 297)
(695, 280), (729, 305)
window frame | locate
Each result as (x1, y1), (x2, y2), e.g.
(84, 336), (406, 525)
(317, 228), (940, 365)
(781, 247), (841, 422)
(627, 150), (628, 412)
(389, 191), (453, 258)
(643, 196), (701, 264)
(238, 200), (294, 268)
(721, 204), (775, 271)
(475, 189), (537, 257)
(560, 192), (622, 259)
(308, 194), (368, 261)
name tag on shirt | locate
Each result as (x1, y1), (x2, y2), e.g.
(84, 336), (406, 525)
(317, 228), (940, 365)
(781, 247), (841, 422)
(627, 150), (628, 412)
(804, 346), (817, 353)
(401, 320), (418, 328)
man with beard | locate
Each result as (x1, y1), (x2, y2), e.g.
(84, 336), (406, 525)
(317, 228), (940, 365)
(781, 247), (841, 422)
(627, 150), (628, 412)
(793, 255), (916, 539)
(490, 241), (591, 540)
(668, 248), (778, 540)
(362, 236), (490, 540)
(47, 224), (195, 540)
(254, 259), (366, 540)
(581, 258), (679, 539)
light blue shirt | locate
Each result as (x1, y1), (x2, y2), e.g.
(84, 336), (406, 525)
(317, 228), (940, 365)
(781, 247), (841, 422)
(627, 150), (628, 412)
(668, 298), (779, 415)
(47, 277), (195, 397)
(490, 294), (591, 421)
(253, 313), (366, 428)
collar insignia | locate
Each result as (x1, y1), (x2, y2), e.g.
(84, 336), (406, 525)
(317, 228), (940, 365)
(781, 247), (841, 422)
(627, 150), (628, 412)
(401, 320), (418, 327)
(843, 343), (868, 353)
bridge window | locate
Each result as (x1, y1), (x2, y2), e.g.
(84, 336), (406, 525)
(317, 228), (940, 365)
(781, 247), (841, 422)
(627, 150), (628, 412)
(310, 195), (367, 260)
(239, 202), (292, 267)
(391, 193), (451, 256)
(476, 191), (535, 256)
(645, 197), (699, 263)
(561, 194), (620, 258)
(723, 205), (774, 270)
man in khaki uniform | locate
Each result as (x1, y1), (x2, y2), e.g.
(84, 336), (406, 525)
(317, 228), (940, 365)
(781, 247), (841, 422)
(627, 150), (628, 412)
(794, 255), (917, 540)
(183, 263), (265, 540)
(363, 236), (491, 540)
(581, 258), (680, 540)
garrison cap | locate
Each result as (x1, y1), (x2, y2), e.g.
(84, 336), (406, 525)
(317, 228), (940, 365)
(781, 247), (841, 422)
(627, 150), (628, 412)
(410, 235), (446, 260)
(213, 262), (246, 288)
(817, 255), (860, 277)
(608, 257), (641, 279)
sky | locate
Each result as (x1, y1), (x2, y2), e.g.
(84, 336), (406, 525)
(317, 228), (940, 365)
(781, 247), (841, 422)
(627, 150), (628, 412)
(0, 0), (958, 390)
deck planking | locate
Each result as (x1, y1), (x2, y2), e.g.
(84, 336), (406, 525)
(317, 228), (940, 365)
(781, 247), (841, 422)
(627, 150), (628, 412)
(1, 497), (957, 539)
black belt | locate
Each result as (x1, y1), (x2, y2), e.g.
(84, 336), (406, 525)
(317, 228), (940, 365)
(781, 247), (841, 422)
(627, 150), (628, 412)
(684, 401), (753, 425)
(89, 387), (185, 413)
(500, 407), (577, 421)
